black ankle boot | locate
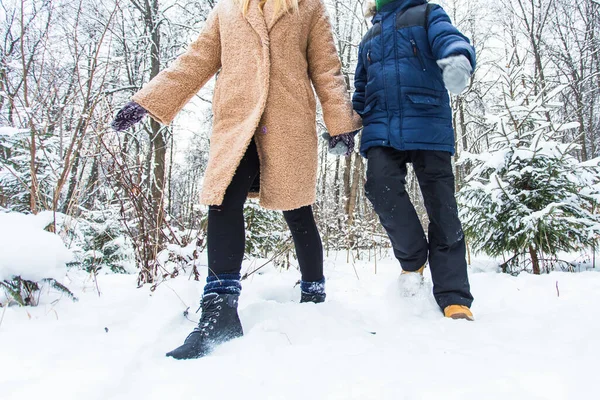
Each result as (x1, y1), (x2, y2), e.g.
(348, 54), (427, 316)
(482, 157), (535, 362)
(300, 291), (326, 303)
(300, 278), (326, 303)
(166, 293), (243, 360)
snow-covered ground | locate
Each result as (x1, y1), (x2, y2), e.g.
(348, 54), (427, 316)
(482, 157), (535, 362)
(1, 252), (599, 400)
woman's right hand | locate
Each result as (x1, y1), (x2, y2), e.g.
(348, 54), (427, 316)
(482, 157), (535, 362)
(111, 101), (148, 131)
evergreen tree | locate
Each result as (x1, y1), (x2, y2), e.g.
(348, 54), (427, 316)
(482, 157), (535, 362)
(244, 201), (287, 259)
(0, 126), (60, 212)
(458, 68), (600, 274)
(65, 204), (136, 274)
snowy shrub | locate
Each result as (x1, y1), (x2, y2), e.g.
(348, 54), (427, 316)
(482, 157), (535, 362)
(458, 79), (600, 275)
(63, 205), (136, 274)
(153, 227), (205, 283)
(0, 211), (76, 306)
(0, 277), (76, 307)
(142, 202), (290, 285)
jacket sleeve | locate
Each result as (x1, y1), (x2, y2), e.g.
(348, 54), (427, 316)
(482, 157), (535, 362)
(132, 7), (222, 125)
(307, 0), (362, 136)
(427, 5), (476, 71)
(353, 44), (366, 116)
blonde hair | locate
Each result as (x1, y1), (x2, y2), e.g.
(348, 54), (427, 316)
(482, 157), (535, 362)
(235, 0), (299, 16)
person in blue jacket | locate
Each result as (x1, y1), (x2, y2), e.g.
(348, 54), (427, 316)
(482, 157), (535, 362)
(342, 0), (476, 319)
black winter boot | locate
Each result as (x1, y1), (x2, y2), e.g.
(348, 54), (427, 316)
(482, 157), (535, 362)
(299, 278), (326, 303)
(300, 291), (326, 303)
(166, 293), (243, 360)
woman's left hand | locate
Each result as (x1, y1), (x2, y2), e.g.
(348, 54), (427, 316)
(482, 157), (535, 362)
(322, 131), (358, 157)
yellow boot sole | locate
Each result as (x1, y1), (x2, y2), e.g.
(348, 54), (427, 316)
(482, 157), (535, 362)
(444, 305), (474, 321)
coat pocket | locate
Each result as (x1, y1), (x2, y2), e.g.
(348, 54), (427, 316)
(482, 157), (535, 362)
(405, 93), (446, 118)
(304, 80), (316, 111)
(358, 101), (375, 117)
(406, 93), (442, 107)
(359, 93), (381, 117)
(409, 39), (426, 71)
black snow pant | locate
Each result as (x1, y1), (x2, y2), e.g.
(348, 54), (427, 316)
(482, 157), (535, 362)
(365, 146), (473, 310)
(207, 139), (324, 283)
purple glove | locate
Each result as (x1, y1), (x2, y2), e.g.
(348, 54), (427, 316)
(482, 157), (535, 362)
(322, 131), (358, 156)
(111, 101), (148, 131)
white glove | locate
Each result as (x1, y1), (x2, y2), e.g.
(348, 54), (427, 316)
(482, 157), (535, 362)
(437, 55), (472, 95)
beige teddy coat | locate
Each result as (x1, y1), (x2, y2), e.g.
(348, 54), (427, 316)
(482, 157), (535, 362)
(133, 0), (361, 210)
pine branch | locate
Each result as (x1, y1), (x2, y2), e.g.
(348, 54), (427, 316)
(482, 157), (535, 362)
(41, 278), (78, 302)
(0, 280), (26, 306)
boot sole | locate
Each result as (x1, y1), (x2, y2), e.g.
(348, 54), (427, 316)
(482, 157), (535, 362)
(448, 313), (474, 321)
(166, 331), (244, 360)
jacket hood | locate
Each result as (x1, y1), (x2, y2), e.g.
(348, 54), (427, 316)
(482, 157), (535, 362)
(365, 2), (377, 18)
(365, 0), (429, 20)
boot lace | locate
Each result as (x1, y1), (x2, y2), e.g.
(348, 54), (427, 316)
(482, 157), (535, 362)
(185, 295), (224, 341)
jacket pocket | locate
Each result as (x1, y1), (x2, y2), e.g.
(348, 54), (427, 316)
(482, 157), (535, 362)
(304, 80), (315, 111)
(409, 39), (426, 71)
(359, 92), (381, 117)
(406, 93), (442, 107)
(358, 101), (375, 117)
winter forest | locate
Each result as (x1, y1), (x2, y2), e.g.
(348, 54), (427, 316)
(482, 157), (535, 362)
(1, 0), (600, 398)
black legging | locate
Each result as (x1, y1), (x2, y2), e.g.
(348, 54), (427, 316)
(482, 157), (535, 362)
(207, 140), (324, 282)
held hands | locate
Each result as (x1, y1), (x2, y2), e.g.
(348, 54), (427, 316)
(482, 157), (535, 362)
(322, 131), (358, 157)
(437, 55), (472, 95)
(111, 101), (148, 131)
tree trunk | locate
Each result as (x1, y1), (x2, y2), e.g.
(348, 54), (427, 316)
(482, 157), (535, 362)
(83, 155), (99, 210)
(20, 0), (38, 214)
(333, 156), (341, 211)
(62, 150), (81, 214)
(529, 244), (541, 275)
(342, 155), (352, 214)
(147, 0), (166, 231)
(151, 119), (167, 234)
(458, 96), (468, 189)
(346, 153), (363, 247)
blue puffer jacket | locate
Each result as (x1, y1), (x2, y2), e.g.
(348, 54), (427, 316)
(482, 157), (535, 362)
(353, 0), (476, 157)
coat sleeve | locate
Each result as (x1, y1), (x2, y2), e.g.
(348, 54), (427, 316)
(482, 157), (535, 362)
(307, 0), (362, 136)
(132, 7), (222, 125)
(353, 43), (366, 115)
(427, 5), (476, 71)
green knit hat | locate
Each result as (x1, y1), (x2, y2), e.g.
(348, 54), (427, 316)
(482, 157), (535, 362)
(376, 0), (398, 10)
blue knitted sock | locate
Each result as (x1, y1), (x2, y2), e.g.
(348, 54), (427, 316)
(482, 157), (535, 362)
(300, 277), (325, 295)
(203, 273), (242, 296)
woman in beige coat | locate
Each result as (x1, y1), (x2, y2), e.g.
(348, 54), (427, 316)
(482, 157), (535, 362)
(112, 0), (361, 359)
